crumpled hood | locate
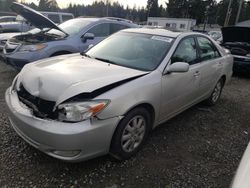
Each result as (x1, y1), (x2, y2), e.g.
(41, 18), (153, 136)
(222, 26), (250, 43)
(17, 54), (147, 105)
(10, 3), (67, 35)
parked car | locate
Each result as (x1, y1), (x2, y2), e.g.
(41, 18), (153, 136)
(41, 11), (74, 24)
(1, 3), (138, 69)
(0, 15), (31, 33)
(208, 30), (222, 41)
(0, 28), (40, 53)
(231, 143), (250, 188)
(0, 16), (16, 23)
(221, 26), (250, 74)
(0, 5), (74, 33)
(5, 28), (233, 162)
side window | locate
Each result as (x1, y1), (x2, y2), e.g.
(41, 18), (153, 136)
(110, 23), (129, 34)
(88, 23), (110, 37)
(62, 15), (73, 22)
(197, 37), (221, 61)
(171, 37), (198, 65)
(48, 14), (60, 24)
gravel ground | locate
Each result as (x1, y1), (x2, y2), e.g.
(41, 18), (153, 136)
(0, 61), (250, 188)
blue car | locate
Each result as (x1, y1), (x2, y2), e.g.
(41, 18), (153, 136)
(1, 3), (138, 69)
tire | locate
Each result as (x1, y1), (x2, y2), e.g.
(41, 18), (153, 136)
(110, 107), (151, 160)
(205, 78), (224, 106)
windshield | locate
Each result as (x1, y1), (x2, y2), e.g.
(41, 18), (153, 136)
(47, 18), (92, 36)
(86, 32), (174, 71)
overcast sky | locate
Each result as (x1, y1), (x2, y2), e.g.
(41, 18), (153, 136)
(23, 0), (167, 8)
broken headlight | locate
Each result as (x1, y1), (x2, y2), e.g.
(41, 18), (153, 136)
(18, 44), (47, 52)
(57, 100), (110, 122)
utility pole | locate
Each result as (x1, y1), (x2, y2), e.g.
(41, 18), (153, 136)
(224, 0), (233, 26)
(235, 0), (244, 24)
(203, 5), (210, 32)
(106, 0), (109, 17)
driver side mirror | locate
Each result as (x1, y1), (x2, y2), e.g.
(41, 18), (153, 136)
(81, 33), (95, 43)
(164, 62), (189, 74)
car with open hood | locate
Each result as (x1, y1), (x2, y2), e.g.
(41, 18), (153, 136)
(0, 28), (40, 54)
(0, 3), (138, 69)
(5, 28), (233, 162)
(221, 26), (250, 74)
(0, 11), (73, 34)
(0, 11), (73, 53)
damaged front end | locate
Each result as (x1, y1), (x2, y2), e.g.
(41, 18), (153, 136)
(15, 83), (110, 123)
(17, 84), (56, 119)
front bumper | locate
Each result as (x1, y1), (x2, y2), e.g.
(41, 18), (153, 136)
(2, 56), (29, 70)
(5, 88), (120, 162)
(2, 50), (45, 70)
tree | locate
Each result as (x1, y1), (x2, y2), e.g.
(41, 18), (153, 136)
(0, 0), (16, 11)
(38, 0), (59, 11)
(147, 0), (159, 17)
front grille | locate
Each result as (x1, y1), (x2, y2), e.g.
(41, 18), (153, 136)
(17, 84), (56, 118)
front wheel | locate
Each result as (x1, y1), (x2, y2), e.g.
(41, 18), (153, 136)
(205, 78), (224, 106)
(110, 107), (151, 160)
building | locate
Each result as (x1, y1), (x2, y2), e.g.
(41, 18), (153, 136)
(147, 17), (196, 31)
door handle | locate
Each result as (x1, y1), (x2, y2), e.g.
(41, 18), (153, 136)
(193, 71), (200, 77)
(218, 62), (223, 66)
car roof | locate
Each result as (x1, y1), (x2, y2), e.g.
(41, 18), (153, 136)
(77, 17), (135, 25)
(123, 28), (182, 38)
(0, 16), (16, 18)
(41, 11), (74, 16)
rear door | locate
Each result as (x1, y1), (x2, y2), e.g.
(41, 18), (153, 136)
(160, 37), (202, 122)
(196, 36), (223, 97)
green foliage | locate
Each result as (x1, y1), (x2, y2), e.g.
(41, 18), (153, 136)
(0, 0), (16, 11)
(61, 1), (148, 22)
(38, 0), (59, 12)
(147, 0), (160, 17)
(2, 0), (250, 26)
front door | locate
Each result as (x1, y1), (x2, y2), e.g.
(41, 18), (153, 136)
(159, 37), (202, 122)
(80, 23), (110, 52)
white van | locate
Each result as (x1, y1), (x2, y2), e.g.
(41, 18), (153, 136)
(41, 12), (74, 24)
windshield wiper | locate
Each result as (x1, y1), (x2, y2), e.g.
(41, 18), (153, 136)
(94, 57), (118, 65)
(80, 51), (91, 58)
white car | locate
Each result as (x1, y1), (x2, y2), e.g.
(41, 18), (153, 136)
(5, 28), (233, 162)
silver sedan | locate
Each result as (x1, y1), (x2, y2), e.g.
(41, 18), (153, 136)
(5, 28), (233, 162)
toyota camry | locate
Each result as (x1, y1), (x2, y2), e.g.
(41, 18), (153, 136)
(5, 28), (233, 162)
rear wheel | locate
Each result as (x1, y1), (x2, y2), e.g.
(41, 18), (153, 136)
(110, 107), (151, 160)
(205, 78), (224, 106)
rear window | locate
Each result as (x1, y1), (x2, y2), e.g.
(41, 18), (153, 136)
(62, 15), (73, 22)
(48, 14), (60, 24)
